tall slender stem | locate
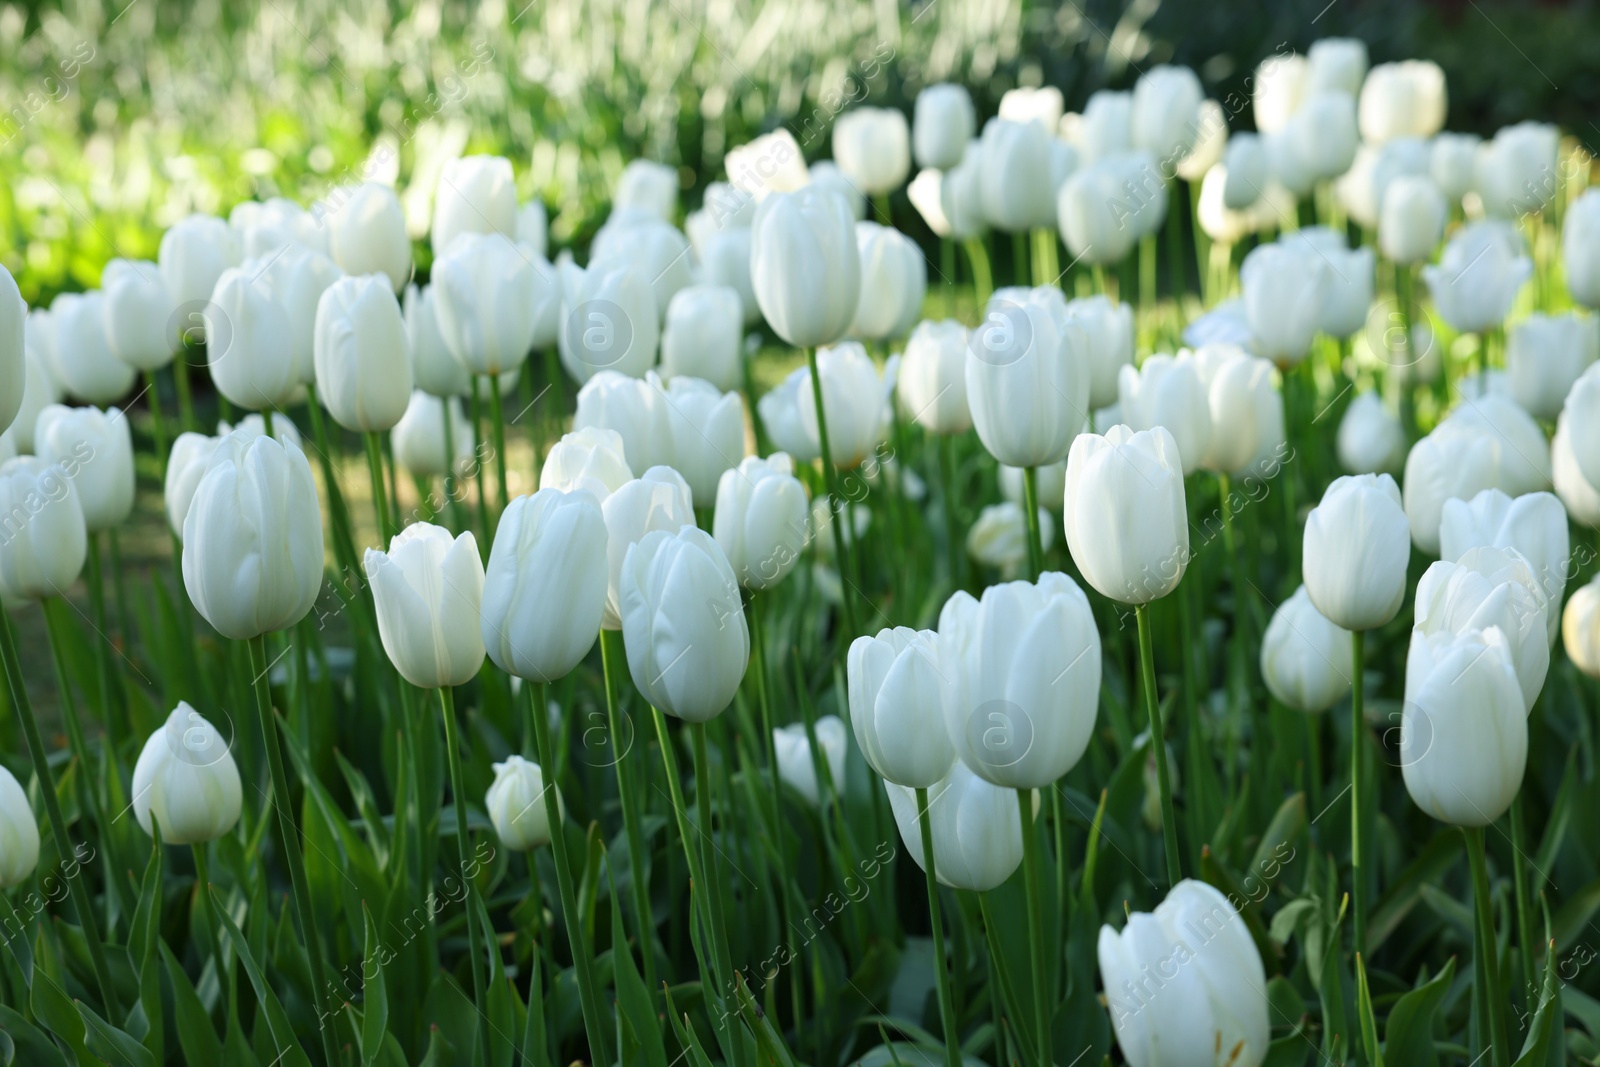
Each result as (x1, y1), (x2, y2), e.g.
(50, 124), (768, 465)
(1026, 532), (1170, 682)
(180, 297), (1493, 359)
(244, 634), (339, 1067)
(1509, 795), (1537, 1013)
(1031, 228), (1059, 288)
(469, 377), (492, 539)
(0, 608), (118, 1015)
(805, 346), (857, 637)
(693, 721), (741, 1015)
(143, 369), (169, 474)
(940, 435), (965, 587)
(437, 686), (489, 1064)
(173, 356), (196, 432)
(260, 407), (275, 441)
(749, 599), (784, 844)
(963, 237), (993, 310)
(1350, 628), (1367, 957)
(1137, 602), (1182, 886)
(440, 397), (470, 535)
(917, 789), (962, 1067)
(600, 629), (657, 996)
(85, 532), (121, 736)
(1465, 825), (1510, 1067)
(1015, 788), (1051, 1067)
(1021, 466), (1044, 580)
(363, 431), (393, 544)
(487, 375), (510, 519)
(528, 681), (611, 1066)
(1395, 265), (1418, 439)
(191, 844), (229, 1005)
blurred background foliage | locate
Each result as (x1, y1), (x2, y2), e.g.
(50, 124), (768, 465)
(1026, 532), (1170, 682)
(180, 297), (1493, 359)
(0, 0), (1589, 304)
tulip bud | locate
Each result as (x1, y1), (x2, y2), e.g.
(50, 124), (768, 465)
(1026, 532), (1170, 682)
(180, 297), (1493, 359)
(897, 320), (971, 434)
(434, 232), (556, 377)
(485, 756), (560, 850)
(160, 214), (243, 313)
(914, 84), (975, 170)
(1303, 473), (1410, 631)
(260, 246), (347, 387)
(1423, 221), (1532, 335)
(165, 431), (219, 535)
(1098, 879), (1271, 1067)
(1476, 121), (1559, 219)
(327, 184), (412, 292)
(1241, 244), (1328, 366)
(1402, 626), (1525, 826)
(591, 218), (693, 316)
(749, 187), (861, 348)
(432, 156), (516, 257)
(939, 572), (1101, 788)
(366, 524), (485, 689)
(34, 405), (134, 533)
(1403, 419), (1544, 557)
(1431, 132), (1481, 202)
(392, 391), (471, 479)
(1067, 296), (1134, 409)
(1563, 578), (1600, 678)
(1078, 90), (1133, 162)
(1188, 345), (1285, 477)
(405, 284), (470, 398)
(1220, 133), (1270, 210)
(847, 627), (956, 788)
(182, 431), (324, 640)
(832, 107), (911, 196)
(1261, 585), (1353, 714)
(234, 197), (327, 258)
(1116, 355), (1212, 476)
(558, 256), (660, 383)
(1175, 99), (1227, 182)
(0, 764), (38, 888)
(131, 702), (242, 845)
(1308, 37), (1368, 96)
(1058, 160), (1141, 266)
(725, 130), (810, 201)
(619, 525), (746, 722)
(1000, 459), (1067, 511)
(1131, 65), (1203, 166)
(1287, 90), (1359, 183)
(205, 267), (297, 411)
(659, 376), (745, 507)
(1412, 544), (1549, 713)
(1336, 392), (1405, 475)
(314, 275), (414, 432)
(698, 228), (759, 327)
(1566, 190), (1600, 309)
(1253, 52), (1308, 135)
(713, 453), (808, 591)
(1065, 425), (1189, 604)
(967, 287), (1090, 469)
(1359, 60), (1448, 144)
(1506, 312), (1598, 420)
(1440, 489), (1567, 644)
(49, 292), (136, 404)
(516, 200), (549, 258)
(757, 367), (821, 463)
(1554, 411), (1600, 528)
(1289, 235), (1372, 340)
(1378, 175), (1447, 265)
(660, 285), (743, 391)
(998, 85), (1064, 131)
(884, 761), (1026, 891)
(603, 466), (695, 631)
(798, 162), (863, 226)
(938, 143), (988, 240)
(978, 119), (1058, 233)
(572, 372), (669, 479)
(850, 223), (926, 342)
(772, 716), (848, 807)
(5, 342), (57, 454)
(799, 342), (887, 469)
(967, 502), (1052, 576)
(0, 456), (86, 602)
(102, 259), (175, 372)
(614, 159), (679, 222)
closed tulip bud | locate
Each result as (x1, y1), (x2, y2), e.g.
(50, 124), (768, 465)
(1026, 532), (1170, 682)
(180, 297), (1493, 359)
(832, 107), (911, 196)
(327, 184), (412, 292)
(1057, 160), (1143, 266)
(1565, 191), (1600, 310)
(1099, 879), (1271, 1067)
(405, 284), (470, 397)
(999, 85), (1065, 131)
(978, 119), (1058, 233)
(699, 228), (759, 326)
(165, 431), (220, 535)
(159, 214), (242, 312)
(1117, 355), (1212, 476)
(885, 761), (1027, 891)
(1507, 312), (1598, 420)
(897, 320), (971, 434)
(0, 456), (86, 601)
(1308, 37), (1368, 96)
(1377, 176), (1447, 266)
(34, 405), (134, 533)
(914, 84), (975, 170)
(391, 391), (471, 478)
(557, 256), (660, 383)
(1403, 421), (1542, 557)
(485, 756), (560, 850)
(1440, 489), (1567, 642)
(1445, 393), (1553, 496)
(1476, 121), (1559, 219)
(206, 268), (298, 410)
(660, 285), (743, 391)
(713, 453), (808, 590)
(753, 367), (818, 463)
(482, 488), (607, 684)
(1131, 65), (1203, 165)
(591, 218), (693, 316)
(1424, 221), (1532, 335)
(1261, 586), (1353, 713)
(999, 458), (1066, 511)
(1281, 236), (1371, 340)
(1287, 91), (1359, 182)
(850, 223), (926, 341)
(49, 292), (136, 404)
(1065, 425), (1189, 603)
(620, 525), (746, 721)
(1402, 626), (1525, 826)
(799, 342), (886, 468)
(772, 716), (848, 807)
(750, 187), (860, 348)
(434, 232), (556, 377)
(1253, 52), (1307, 135)
(1412, 545), (1549, 712)
(574, 370), (672, 476)
(725, 130), (810, 201)
(1078, 90), (1134, 162)
(1431, 132), (1481, 202)
(614, 159), (679, 222)
(235, 197), (328, 258)
(1337, 392), (1405, 475)
(254, 246), (345, 386)
(659, 376), (745, 506)
(102, 259), (175, 372)
(1359, 60), (1447, 144)
(1564, 578), (1600, 678)
(967, 286), (1089, 468)
(1566, 362), (1600, 491)
(5, 342), (55, 455)
(1221, 134), (1270, 210)
(602, 466), (695, 630)
(1554, 411), (1600, 527)
(1067, 296), (1134, 408)
(1241, 244), (1328, 366)
(967, 502), (1052, 576)
(848, 627), (956, 788)
(1174, 100), (1227, 183)
(182, 431), (324, 640)
(938, 142), (988, 240)
(131, 703), (242, 844)
(805, 159), (865, 225)
(517, 200), (549, 258)
(1303, 473), (1410, 630)
(938, 572), (1101, 788)
(1266, 128), (1317, 199)
(365, 524), (485, 689)
(431, 156), (516, 257)
(313, 275), (413, 432)
(1188, 345), (1285, 477)
(0, 764), (38, 887)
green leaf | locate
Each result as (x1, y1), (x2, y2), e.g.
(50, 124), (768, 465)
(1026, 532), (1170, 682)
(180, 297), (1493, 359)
(207, 886), (311, 1067)
(76, 999), (155, 1067)
(358, 903), (388, 1067)
(1512, 940), (1560, 1066)
(0, 1004), (67, 1067)
(159, 943), (223, 1067)
(127, 828), (163, 1065)
(1260, 1033), (1310, 1067)
(29, 969), (93, 1063)
(1246, 792), (1306, 880)
(1383, 957), (1454, 1067)
(1354, 954), (1383, 1067)
(607, 868), (667, 1067)
(1549, 876), (1600, 955)
(1369, 831), (1459, 953)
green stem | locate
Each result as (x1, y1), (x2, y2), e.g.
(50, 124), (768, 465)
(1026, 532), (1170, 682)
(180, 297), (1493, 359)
(1015, 788), (1051, 1067)
(143, 370), (169, 475)
(440, 396), (470, 535)
(940, 435), (965, 587)
(437, 686), (489, 1064)
(1509, 796), (1536, 1014)
(41, 600), (116, 883)
(963, 237), (993, 310)
(917, 788), (962, 1067)
(173, 356), (195, 432)
(874, 191), (893, 227)
(1012, 232), (1028, 289)
(1395, 265), (1417, 440)
(1465, 825), (1510, 1067)
(599, 629), (658, 997)
(1136, 602), (1182, 886)
(85, 532), (121, 736)
(487, 375), (509, 520)
(1351, 628), (1367, 958)
(1031, 227), (1059, 288)
(244, 635), (339, 1067)
(528, 681), (612, 1066)
(363, 431), (393, 544)
(1092, 263), (1110, 298)
(190, 844), (229, 1005)
(469, 377), (491, 539)
(692, 721), (742, 1052)
(261, 407), (275, 441)
(1166, 186), (1187, 299)
(805, 346), (858, 638)
(749, 599), (784, 847)
(1021, 466), (1044, 580)
(0, 608), (118, 1016)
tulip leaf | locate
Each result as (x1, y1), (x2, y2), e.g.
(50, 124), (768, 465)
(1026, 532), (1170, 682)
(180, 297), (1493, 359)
(76, 997), (156, 1067)
(0, 1004), (67, 1067)
(607, 865), (668, 1067)
(207, 885), (311, 1067)
(1368, 830), (1460, 953)
(1548, 876), (1600, 955)
(1382, 957), (1453, 1067)
(127, 828), (163, 1064)
(357, 903), (389, 1067)
(1354, 954), (1384, 1067)
(662, 984), (717, 1067)
(1260, 1034), (1310, 1067)
(159, 942), (224, 1067)
(1246, 791), (1305, 882)
(28, 969), (93, 1064)
(1512, 940), (1560, 1066)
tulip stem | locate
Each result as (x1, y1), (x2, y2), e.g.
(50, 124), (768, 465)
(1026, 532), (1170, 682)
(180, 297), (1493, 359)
(1092, 263), (1110, 299)
(1031, 227), (1059, 288)
(440, 397), (471, 536)
(1350, 628), (1367, 958)
(243, 635), (340, 1067)
(529, 681), (613, 1067)
(0, 609), (120, 1017)
(1395, 265), (1418, 439)
(143, 369), (169, 475)
(190, 843), (229, 1005)
(962, 237), (993, 311)
(41, 598), (117, 878)
(437, 686), (490, 1064)
(1510, 795), (1536, 1014)
(1136, 602), (1182, 887)
(363, 431), (394, 544)
(261, 406), (275, 440)
(749, 598), (785, 843)
(804, 346), (858, 638)
(173, 355), (196, 432)
(1015, 788), (1052, 1067)
(1021, 466), (1044, 580)
(916, 788), (963, 1067)
(940, 434), (965, 587)
(469, 377), (493, 540)
(487, 374), (510, 520)
(85, 532), (123, 738)
(599, 628), (658, 997)
(1465, 825), (1511, 1067)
